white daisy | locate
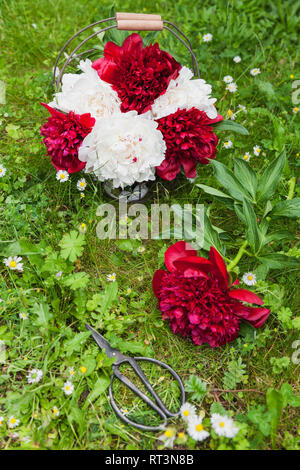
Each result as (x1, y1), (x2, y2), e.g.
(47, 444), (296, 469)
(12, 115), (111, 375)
(293, 106), (299, 114)
(52, 406), (60, 417)
(69, 367), (75, 378)
(226, 109), (236, 120)
(121, 408), (129, 416)
(126, 288), (132, 295)
(107, 273), (116, 282)
(26, 368), (43, 384)
(187, 416), (210, 442)
(63, 381), (74, 395)
(0, 164), (7, 177)
(242, 152), (251, 162)
(158, 428), (176, 448)
(253, 145), (261, 156)
(56, 271), (62, 278)
(223, 140), (233, 149)
(32, 23), (37, 29)
(211, 413), (239, 438)
(223, 75), (233, 84)
(137, 246), (145, 253)
(180, 402), (196, 422)
(56, 170), (69, 182)
(250, 68), (261, 76)
(203, 33), (213, 42)
(233, 56), (241, 63)
(8, 416), (20, 429)
(238, 104), (247, 114)
(226, 82), (238, 93)
(4, 256), (23, 272)
(19, 312), (28, 320)
(0, 416), (4, 426)
(242, 272), (257, 286)
(77, 178), (87, 191)
(79, 223), (87, 234)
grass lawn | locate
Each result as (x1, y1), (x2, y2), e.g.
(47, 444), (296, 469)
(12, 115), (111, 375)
(0, 0), (299, 450)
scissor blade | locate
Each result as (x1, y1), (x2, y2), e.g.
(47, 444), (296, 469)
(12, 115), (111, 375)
(85, 324), (123, 360)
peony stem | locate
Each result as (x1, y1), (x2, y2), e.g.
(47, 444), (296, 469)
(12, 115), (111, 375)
(287, 177), (296, 200)
(227, 240), (248, 271)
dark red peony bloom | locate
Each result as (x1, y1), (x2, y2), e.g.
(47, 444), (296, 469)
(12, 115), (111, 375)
(40, 103), (95, 173)
(155, 108), (223, 181)
(153, 241), (270, 347)
(92, 33), (182, 115)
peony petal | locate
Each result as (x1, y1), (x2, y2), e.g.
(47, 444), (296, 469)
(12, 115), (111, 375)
(228, 289), (264, 305)
(165, 241), (198, 272)
(233, 305), (270, 328)
(173, 256), (214, 275)
(209, 246), (229, 288)
(152, 269), (166, 297)
(41, 102), (65, 119)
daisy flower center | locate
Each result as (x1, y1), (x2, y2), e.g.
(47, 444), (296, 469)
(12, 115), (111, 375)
(183, 410), (190, 417)
(80, 366), (87, 373)
(195, 424), (204, 432)
(10, 261), (17, 268)
(60, 174), (66, 180)
(10, 418), (16, 424)
(0, 169), (2, 173)
(219, 422), (225, 427)
(80, 182), (85, 187)
(164, 430), (172, 438)
(248, 275), (253, 280)
(65, 386), (70, 391)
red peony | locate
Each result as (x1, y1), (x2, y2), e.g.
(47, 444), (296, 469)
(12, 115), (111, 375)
(92, 33), (182, 115)
(40, 103), (95, 173)
(155, 107), (223, 181)
(153, 241), (270, 347)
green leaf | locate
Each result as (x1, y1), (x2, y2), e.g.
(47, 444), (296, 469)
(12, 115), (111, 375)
(98, 282), (118, 315)
(210, 401), (227, 416)
(213, 120), (249, 135)
(184, 375), (207, 401)
(63, 331), (91, 356)
(63, 272), (90, 290)
(280, 383), (300, 407)
(271, 198), (300, 218)
(234, 158), (258, 200)
(266, 388), (284, 447)
(242, 199), (262, 253)
(210, 160), (252, 202)
(32, 302), (53, 328)
(6, 123), (21, 139)
(203, 211), (224, 253)
(258, 253), (300, 269)
(59, 230), (86, 262)
(257, 151), (286, 202)
(83, 376), (110, 409)
(264, 230), (294, 244)
(108, 333), (150, 356)
(196, 183), (232, 200)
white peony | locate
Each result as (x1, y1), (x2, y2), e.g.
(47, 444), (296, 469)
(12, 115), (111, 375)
(49, 59), (122, 118)
(151, 66), (218, 120)
(78, 111), (166, 188)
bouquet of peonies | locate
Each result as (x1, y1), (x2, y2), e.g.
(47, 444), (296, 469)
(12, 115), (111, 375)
(40, 33), (225, 188)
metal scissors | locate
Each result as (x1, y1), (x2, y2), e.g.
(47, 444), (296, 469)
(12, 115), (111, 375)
(85, 324), (185, 431)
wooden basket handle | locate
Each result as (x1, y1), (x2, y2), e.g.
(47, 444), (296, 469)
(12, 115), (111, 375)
(116, 12), (163, 31)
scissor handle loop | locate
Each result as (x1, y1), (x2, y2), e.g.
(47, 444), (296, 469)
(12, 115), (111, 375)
(109, 356), (185, 431)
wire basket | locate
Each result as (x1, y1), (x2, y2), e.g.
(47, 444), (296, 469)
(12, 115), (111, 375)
(51, 13), (201, 201)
